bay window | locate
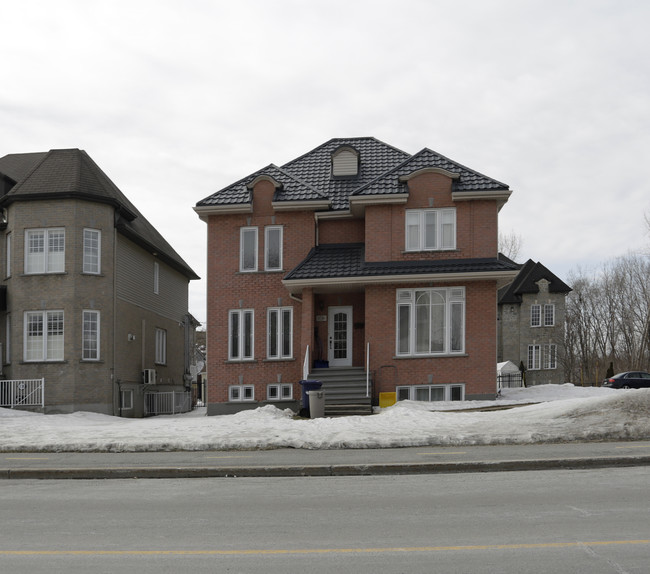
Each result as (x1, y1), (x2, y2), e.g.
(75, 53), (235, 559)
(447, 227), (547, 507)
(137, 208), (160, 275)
(25, 228), (65, 273)
(24, 310), (64, 361)
(397, 287), (465, 356)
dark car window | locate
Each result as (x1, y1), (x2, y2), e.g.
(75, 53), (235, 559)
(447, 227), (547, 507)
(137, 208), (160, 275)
(625, 373), (639, 378)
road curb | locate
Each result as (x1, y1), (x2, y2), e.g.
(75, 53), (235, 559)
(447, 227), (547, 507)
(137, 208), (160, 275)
(2, 455), (650, 480)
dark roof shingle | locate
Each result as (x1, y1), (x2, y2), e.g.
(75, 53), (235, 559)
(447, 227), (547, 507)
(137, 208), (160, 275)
(285, 243), (519, 282)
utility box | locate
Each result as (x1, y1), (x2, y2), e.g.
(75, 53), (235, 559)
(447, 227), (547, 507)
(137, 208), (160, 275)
(379, 392), (396, 408)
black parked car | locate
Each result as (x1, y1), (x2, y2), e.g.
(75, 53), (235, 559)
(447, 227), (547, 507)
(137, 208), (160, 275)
(602, 371), (650, 389)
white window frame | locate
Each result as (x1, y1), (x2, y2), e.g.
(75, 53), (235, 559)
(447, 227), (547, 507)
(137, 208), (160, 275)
(543, 304), (555, 327)
(396, 287), (465, 356)
(267, 383), (293, 401)
(229, 384), (255, 402)
(240, 227), (258, 272)
(530, 304), (541, 327)
(5, 313), (10, 364)
(528, 344), (541, 370)
(25, 228), (65, 274)
(120, 389), (133, 411)
(405, 208), (456, 252)
(396, 384), (465, 402)
(229, 309), (254, 361)
(24, 310), (64, 362)
(82, 228), (101, 274)
(264, 226), (283, 271)
(155, 328), (167, 365)
(153, 261), (160, 294)
(267, 307), (293, 360)
(6, 231), (11, 278)
(544, 344), (557, 369)
(82, 310), (100, 361)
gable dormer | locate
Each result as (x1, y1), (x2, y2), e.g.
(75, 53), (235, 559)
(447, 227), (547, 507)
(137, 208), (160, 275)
(331, 146), (359, 178)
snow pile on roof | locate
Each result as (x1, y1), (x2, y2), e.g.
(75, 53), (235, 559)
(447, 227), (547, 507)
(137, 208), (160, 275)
(0, 385), (648, 452)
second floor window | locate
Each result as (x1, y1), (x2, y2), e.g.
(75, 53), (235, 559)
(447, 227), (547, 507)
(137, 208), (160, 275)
(544, 304), (555, 326)
(265, 226), (283, 271)
(25, 228), (65, 274)
(83, 229), (101, 274)
(405, 208), (456, 251)
(531, 304), (541, 327)
(240, 227), (258, 272)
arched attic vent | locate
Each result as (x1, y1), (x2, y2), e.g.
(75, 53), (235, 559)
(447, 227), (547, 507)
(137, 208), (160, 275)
(331, 146), (359, 178)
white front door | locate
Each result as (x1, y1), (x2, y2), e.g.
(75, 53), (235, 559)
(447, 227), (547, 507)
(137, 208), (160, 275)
(328, 306), (353, 367)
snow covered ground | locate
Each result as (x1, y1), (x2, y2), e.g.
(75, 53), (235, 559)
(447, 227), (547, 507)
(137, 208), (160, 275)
(1, 384), (649, 452)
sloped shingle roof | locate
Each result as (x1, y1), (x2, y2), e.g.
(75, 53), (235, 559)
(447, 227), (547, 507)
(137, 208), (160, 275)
(198, 137), (509, 213)
(285, 243), (520, 282)
(498, 259), (572, 304)
(0, 149), (198, 280)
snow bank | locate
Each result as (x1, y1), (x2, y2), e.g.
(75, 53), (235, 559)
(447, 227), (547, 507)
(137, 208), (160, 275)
(0, 385), (648, 452)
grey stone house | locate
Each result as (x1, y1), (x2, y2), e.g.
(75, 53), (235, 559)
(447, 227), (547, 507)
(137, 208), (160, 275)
(0, 149), (199, 416)
(497, 258), (572, 386)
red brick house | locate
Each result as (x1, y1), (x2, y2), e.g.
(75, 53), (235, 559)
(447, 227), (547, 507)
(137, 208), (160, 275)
(195, 138), (518, 415)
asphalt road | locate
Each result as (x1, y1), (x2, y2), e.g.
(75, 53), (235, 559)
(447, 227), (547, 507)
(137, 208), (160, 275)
(1, 440), (650, 479)
(0, 467), (648, 573)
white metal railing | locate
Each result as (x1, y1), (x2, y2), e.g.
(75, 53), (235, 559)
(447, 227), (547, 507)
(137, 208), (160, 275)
(366, 342), (370, 397)
(0, 378), (45, 409)
(144, 391), (192, 416)
(303, 345), (310, 381)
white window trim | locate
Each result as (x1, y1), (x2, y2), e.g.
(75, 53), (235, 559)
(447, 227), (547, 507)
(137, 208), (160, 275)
(6, 231), (11, 278)
(229, 309), (254, 361)
(229, 384), (255, 402)
(25, 228), (65, 274)
(155, 328), (167, 365)
(531, 304), (541, 327)
(267, 383), (294, 401)
(405, 208), (456, 252)
(267, 307), (293, 360)
(240, 227), (258, 272)
(543, 304), (555, 327)
(264, 226), (283, 271)
(153, 261), (160, 294)
(120, 389), (133, 411)
(543, 344), (557, 369)
(82, 310), (100, 361)
(528, 344), (541, 370)
(24, 310), (64, 362)
(5, 314), (11, 365)
(82, 228), (101, 274)
(396, 287), (465, 357)
(396, 384), (465, 402)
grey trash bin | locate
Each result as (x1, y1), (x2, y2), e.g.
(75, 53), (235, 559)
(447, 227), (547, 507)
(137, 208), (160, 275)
(308, 390), (325, 418)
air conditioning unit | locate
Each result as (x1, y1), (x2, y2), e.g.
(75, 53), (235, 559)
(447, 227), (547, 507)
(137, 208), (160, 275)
(142, 369), (157, 385)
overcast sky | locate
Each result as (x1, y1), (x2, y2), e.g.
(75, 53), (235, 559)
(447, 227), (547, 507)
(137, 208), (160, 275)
(3, 0), (649, 325)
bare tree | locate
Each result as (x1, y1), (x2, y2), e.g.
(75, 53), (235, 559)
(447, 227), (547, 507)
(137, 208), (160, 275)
(498, 230), (524, 262)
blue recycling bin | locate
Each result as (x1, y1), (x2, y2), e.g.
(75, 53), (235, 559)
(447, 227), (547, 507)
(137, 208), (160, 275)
(299, 380), (322, 413)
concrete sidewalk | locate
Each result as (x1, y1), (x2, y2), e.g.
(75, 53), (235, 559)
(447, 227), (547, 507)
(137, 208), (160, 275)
(2, 441), (650, 479)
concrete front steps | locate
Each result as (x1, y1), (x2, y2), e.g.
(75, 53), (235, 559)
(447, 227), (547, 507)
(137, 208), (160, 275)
(307, 367), (373, 416)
